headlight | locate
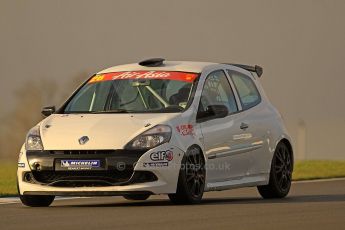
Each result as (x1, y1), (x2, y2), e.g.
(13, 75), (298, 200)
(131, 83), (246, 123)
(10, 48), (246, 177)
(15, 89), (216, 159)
(25, 126), (44, 151)
(125, 125), (172, 150)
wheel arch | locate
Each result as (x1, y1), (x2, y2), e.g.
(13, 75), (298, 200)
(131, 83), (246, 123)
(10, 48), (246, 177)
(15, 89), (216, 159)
(186, 144), (206, 163)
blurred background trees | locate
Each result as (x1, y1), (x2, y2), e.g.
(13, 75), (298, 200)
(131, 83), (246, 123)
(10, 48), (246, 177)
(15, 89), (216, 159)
(0, 73), (87, 161)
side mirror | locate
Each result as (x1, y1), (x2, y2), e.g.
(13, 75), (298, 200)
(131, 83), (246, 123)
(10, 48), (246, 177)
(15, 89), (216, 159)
(206, 105), (228, 118)
(197, 104), (228, 122)
(42, 106), (56, 117)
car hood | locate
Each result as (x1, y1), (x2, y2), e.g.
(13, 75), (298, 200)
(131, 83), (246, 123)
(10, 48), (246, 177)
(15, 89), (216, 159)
(39, 113), (179, 150)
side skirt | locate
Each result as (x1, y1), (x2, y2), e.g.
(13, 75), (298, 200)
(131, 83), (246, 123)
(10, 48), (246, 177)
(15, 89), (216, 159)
(205, 173), (269, 192)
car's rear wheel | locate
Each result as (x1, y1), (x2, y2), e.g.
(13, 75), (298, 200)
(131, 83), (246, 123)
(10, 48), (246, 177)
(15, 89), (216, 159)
(257, 142), (293, 199)
(168, 146), (205, 204)
(123, 194), (150, 201)
(19, 194), (55, 207)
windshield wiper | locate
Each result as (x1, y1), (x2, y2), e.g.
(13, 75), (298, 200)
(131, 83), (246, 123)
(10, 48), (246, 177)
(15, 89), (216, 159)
(151, 106), (184, 113)
(66, 106), (183, 114)
(91, 109), (133, 114)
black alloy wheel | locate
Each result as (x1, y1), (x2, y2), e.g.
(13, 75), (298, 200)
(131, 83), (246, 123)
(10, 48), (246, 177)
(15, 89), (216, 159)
(258, 142), (293, 198)
(169, 146), (206, 204)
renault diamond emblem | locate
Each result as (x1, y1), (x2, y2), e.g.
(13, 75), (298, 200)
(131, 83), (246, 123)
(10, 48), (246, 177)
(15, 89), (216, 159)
(78, 136), (89, 145)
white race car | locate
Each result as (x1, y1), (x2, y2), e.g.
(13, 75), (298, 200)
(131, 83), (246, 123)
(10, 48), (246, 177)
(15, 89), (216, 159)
(17, 58), (293, 206)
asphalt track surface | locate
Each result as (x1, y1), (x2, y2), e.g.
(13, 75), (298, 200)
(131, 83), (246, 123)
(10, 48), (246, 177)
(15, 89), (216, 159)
(0, 179), (344, 230)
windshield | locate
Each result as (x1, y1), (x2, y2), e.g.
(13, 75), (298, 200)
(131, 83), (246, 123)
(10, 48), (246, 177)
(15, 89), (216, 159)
(63, 71), (199, 113)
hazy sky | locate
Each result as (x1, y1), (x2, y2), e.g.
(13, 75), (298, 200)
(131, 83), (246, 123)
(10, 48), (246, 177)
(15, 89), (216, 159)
(1, 0), (345, 159)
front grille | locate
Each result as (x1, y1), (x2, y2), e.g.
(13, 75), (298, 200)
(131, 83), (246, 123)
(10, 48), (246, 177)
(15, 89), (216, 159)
(31, 169), (133, 186)
(25, 170), (157, 187)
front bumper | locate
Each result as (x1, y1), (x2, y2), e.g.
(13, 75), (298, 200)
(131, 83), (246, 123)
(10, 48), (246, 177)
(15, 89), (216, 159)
(17, 143), (184, 195)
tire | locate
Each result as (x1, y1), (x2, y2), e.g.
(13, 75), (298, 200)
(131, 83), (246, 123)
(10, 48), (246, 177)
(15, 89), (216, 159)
(17, 180), (54, 207)
(19, 194), (55, 207)
(168, 146), (205, 204)
(257, 142), (293, 199)
(123, 194), (150, 201)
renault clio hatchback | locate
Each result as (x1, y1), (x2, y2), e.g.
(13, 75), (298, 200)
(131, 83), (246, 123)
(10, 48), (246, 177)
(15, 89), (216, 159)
(17, 58), (293, 206)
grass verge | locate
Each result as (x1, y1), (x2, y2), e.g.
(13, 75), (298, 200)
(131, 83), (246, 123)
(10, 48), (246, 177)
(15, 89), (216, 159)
(0, 162), (17, 197)
(1, 160), (345, 197)
(292, 160), (345, 181)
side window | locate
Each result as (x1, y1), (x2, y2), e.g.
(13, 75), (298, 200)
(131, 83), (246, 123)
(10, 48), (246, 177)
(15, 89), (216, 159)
(228, 70), (261, 110)
(199, 70), (238, 114)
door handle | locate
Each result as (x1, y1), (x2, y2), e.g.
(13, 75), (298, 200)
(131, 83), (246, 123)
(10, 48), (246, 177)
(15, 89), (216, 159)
(240, 122), (249, 130)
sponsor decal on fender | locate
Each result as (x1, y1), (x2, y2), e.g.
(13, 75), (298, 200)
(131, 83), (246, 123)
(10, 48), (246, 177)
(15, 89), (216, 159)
(143, 150), (173, 167)
(176, 124), (194, 136)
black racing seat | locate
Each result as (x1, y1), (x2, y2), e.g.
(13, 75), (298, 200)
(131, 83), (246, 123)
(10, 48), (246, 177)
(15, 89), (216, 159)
(169, 87), (191, 106)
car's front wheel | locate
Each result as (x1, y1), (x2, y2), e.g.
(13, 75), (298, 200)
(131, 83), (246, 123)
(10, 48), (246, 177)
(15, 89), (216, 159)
(19, 194), (55, 207)
(257, 142), (293, 198)
(17, 180), (55, 207)
(123, 194), (150, 201)
(168, 146), (205, 204)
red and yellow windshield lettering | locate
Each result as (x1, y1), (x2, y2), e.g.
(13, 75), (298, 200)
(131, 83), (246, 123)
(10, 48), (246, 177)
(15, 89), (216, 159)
(89, 75), (104, 83)
(88, 71), (198, 84)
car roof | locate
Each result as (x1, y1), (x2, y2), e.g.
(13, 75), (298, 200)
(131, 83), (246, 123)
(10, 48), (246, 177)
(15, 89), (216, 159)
(97, 61), (217, 74)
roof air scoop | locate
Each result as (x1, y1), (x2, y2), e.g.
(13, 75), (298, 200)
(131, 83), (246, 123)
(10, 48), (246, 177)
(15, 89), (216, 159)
(139, 58), (165, 67)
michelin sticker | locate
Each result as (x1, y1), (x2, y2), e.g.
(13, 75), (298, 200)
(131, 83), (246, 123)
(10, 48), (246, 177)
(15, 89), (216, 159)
(61, 160), (100, 170)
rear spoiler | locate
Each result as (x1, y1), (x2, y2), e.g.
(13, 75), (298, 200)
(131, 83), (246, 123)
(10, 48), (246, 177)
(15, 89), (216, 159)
(223, 63), (263, 77)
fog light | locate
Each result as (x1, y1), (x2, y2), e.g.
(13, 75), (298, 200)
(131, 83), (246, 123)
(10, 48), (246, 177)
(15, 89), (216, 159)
(24, 172), (33, 182)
